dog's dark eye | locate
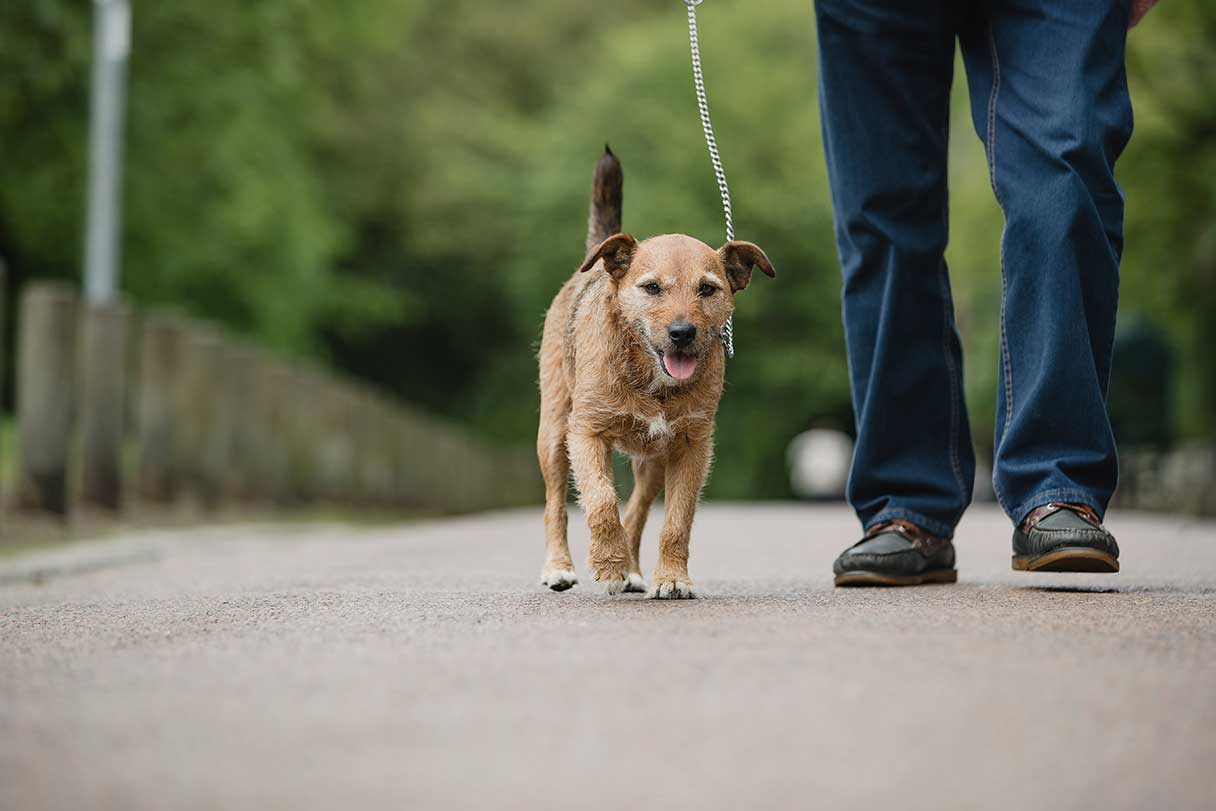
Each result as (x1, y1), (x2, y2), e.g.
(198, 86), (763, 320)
(642, 283), (662, 296)
(698, 283), (719, 297)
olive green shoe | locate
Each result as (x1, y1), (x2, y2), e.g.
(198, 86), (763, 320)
(1012, 503), (1119, 573)
(833, 519), (957, 587)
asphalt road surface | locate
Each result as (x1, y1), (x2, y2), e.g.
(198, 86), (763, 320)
(2, 504), (1214, 810)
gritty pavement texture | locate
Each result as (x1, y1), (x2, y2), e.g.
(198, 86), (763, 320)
(2, 504), (1214, 810)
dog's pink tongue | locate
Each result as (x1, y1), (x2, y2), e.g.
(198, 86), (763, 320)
(665, 353), (697, 381)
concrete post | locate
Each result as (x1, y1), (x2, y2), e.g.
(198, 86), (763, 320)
(77, 300), (131, 510)
(136, 314), (186, 503)
(16, 283), (78, 516)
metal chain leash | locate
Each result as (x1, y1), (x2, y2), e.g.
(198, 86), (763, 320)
(684, 0), (736, 359)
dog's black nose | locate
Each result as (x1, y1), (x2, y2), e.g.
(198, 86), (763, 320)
(668, 322), (697, 347)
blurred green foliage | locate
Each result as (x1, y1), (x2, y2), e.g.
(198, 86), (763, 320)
(0, 0), (1211, 498)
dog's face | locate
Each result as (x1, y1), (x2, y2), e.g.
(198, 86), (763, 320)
(580, 233), (775, 385)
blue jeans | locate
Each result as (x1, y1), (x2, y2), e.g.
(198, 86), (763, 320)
(815, 0), (1133, 537)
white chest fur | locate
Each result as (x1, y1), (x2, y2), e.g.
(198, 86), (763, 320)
(610, 411), (677, 457)
(646, 414), (674, 442)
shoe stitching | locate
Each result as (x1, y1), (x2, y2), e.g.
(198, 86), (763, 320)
(867, 508), (955, 540)
(1011, 488), (1105, 526)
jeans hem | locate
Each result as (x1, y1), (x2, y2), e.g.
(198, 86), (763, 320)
(1008, 488), (1105, 527)
(865, 508), (957, 540)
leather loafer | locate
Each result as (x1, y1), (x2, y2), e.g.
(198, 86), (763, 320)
(833, 519), (958, 587)
(1012, 503), (1119, 573)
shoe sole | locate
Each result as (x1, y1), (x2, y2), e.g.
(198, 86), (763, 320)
(834, 569), (958, 587)
(1011, 548), (1119, 573)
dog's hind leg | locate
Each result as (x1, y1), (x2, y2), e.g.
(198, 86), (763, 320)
(621, 456), (665, 593)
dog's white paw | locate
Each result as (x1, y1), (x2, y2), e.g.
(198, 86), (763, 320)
(599, 575), (628, 595)
(647, 578), (697, 600)
(623, 573), (647, 593)
(589, 561), (631, 595)
(540, 567), (578, 592)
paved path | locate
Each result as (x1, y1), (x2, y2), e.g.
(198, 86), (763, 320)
(2, 504), (1215, 810)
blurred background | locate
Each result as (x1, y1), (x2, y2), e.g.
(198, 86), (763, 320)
(1, 0), (1212, 510)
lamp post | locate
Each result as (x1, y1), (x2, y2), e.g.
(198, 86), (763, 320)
(83, 0), (130, 303)
(78, 0), (132, 511)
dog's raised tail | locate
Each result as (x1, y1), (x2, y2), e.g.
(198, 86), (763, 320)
(586, 144), (623, 255)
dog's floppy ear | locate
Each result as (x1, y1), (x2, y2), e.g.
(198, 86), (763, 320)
(719, 240), (776, 292)
(579, 233), (637, 279)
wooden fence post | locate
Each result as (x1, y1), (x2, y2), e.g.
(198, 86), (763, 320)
(313, 379), (353, 505)
(176, 325), (231, 510)
(280, 364), (314, 505)
(224, 343), (263, 504)
(260, 360), (295, 506)
(0, 258), (5, 515)
(137, 314), (186, 503)
(16, 283), (78, 516)
(78, 300), (131, 510)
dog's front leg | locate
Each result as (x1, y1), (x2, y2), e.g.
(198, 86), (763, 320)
(621, 456), (665, 593)
(567, 430), (630, 594)
(649, 435), (712, 599)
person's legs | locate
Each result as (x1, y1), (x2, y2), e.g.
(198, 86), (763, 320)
(815, 0), (975, 539)
(958, 0), (1133, 526)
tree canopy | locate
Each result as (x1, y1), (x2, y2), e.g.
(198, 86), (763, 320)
(1, 0), (1210, 498)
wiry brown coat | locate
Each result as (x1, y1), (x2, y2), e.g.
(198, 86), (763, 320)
(537, 148), (774, 598)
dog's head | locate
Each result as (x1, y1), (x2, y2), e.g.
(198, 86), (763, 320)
(579, 233), (775, 385)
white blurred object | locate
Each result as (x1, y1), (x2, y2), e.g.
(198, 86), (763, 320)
(973, 459), (995, 503)
(788, 429), (853, 500)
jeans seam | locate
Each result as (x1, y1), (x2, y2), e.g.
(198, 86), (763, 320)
(867, 508), (955, 540)
(939, 270), (966, 502)
(1010, 488), (1105, 526)
(938, 89), (966, 510)
(986, 26), (1015, 445)
(992, 478), (1011, 515)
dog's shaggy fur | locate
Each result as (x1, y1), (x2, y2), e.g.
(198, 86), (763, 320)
(537, 148), (775, 598)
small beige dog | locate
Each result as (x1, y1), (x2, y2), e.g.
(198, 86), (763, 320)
(536, 147), (775, 598)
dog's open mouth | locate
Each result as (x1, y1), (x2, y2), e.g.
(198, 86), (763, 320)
(660, 351), (698, 381)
